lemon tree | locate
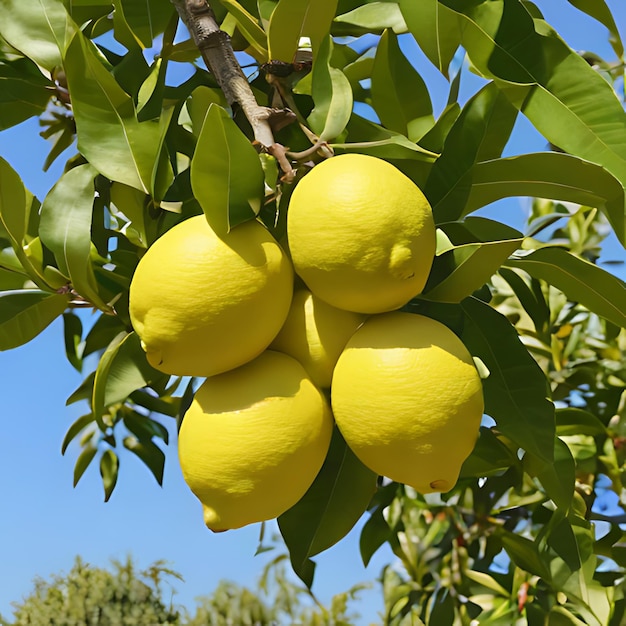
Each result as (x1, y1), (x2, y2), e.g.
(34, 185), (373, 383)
(1, 0), (626, 623)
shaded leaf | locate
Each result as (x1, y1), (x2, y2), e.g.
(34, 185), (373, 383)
(425, 82), (518, 222)
(99, 449), (119, 502)
(113, 0), (175, 49)
(460, 297), (555, 462)
(498, 267), (550, 335)
(63, 31), (173, 196)
(61, 413), (95, 455)
(123, 410), (170, 445)
(0, 290), (69, 350)
(371, 29), (433, 141)
(399, 0), (461, 77)
(219, 0), (267, 59)
(190, 103), (264, 234)
(123, 436), (165, 485)
(62, 312), (83, 372)
(73, 444), (97, 487)
(0, 62), (53, 130)
(279, 427), (377, 586)
(423, 217), (523, 303)
(555, 408), (607, 437)
(506, 248), (626, 329)
(499, 530), (552, 580)
(360, 505), (392, 567)
(308, 36), (353, 142)
(524, 437), (575, 512)
(460, 153), (626, 237)
(459, 427), (517, 479)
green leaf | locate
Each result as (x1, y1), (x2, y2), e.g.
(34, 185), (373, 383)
(440, 0), (626, 240)
(63, 31), (174, 196)
(112, 0), (175, 49)
(371, 30), (433, 142)
(61, 413), (95, 455)
(505, 248), (626, 329)
(218, 0), (268, 59)
(99, 449), (119, 502)
(0, 290), (69, 350)
(423, 217), (523, 303)
(190, 103), (265, 234)
(0, 64), (52, 130)
(123, 436), (165, 485)
(0, 157), (49, 289)
(268, 0), (337, 60)
(63, 312), (83, 372)
(458, 154), (626, 237)
(498, 268), (550, 335)
(92, 332), (167, 428)
(499, 530), (552, 580)
(278, 427), (377, 586)
(564, 0), (623, 58)
(460, 297), (555, 462)
(0, 0), (75, 70)
(555, 408), (608, 437)
(399, 0), (461, 77)
(334, 3), (407, 35)
(308, 36), (353, 142)
(39, 164), (111, 312)
(425, 82), (518, 223)
(524, 437), (575, 512)
(123, 410), (170, 445)
(73, 444), (97, 487)
(459, 427), (517, 479)
(359, 505), (392, 567)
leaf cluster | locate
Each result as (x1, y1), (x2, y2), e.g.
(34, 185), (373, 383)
(1, 1), (626, 622)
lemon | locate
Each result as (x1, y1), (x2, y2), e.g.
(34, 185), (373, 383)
(178, 350), (333, 531)
(129, 215), (293, 377)
(331, 312), (483, 493)
(287, 154), (436, 314)
(270, 288), (366, 388)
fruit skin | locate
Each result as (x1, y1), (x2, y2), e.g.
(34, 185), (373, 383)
(129, 215), (293, 377)
(270, 288), (366, 388)
(178, 350), (333, 532)
(287, 154), (436, 314)
(331, 312), (484, 494)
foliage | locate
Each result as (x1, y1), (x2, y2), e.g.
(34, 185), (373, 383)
(10, 555), (182, 625)
(7, 551), (368, 626)
(1, 0), (626, 623)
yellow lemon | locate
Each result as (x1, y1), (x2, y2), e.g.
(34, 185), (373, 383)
(178, 350), (333, 531)
(270, 289), (366, 388)
(287, 154), (436, 314)
(331, 312), (484, 493)
(129, 215), (293, 377)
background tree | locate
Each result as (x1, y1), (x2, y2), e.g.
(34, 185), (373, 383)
(1, 0), (626, 624)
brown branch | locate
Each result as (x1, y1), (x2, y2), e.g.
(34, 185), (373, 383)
(171, 0), (296, 180)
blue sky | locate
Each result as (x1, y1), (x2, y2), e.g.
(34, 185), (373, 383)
(0, 1), (625, 622)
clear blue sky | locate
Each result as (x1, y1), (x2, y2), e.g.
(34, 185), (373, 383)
(0, 1), (624, 622)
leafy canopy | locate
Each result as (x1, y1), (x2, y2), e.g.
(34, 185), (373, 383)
(1, 0), (626, 623)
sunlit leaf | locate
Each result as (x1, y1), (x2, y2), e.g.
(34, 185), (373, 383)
(333, 2), (407, 35)
(39, 164), (111, 312)
(61, 413), (95, 455)
(506, 248), (626, 329)
(564, 0), (623, 58)
(63, 31), (174, 196)
(399, 0), (461, 77)
(0, 0), (75, 70)
(440, 0), (626, 242)
(113, 0), (175, 49)
(371, 30), (433, 142)
(73, 444), (97, 487)
(268, 0), (337, 60)
(308, 36), (353, 142)
(0, 290), (69, 350)
(460, 297), (555, 462)
(423, 217), (523, 303)
(278, 427), (377, 586)
(190, 103), (264, 234)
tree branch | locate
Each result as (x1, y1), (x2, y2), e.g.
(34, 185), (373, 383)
(171, 0), (296, 180)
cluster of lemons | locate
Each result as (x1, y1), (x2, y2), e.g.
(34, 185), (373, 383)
(129, 154), (484, 532)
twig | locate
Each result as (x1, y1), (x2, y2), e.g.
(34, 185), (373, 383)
(170, 0), (296, 180)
